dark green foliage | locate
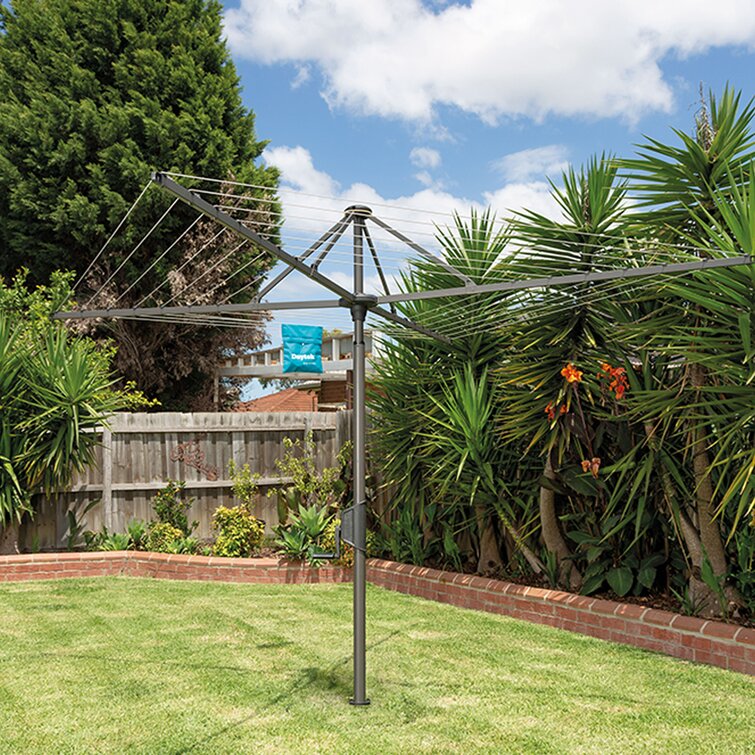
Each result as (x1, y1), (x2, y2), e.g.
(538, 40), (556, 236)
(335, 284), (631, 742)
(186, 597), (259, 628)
(275, 504), (332, 563)
(370, 97), (755, 616)
(150, 480), (196, 536)
(211, 504), (264, 558)
(0, 0), (277, 286)
(0, 0), (280, 407)
(126, 518), (147, 550)
(0, 272), (130, 530)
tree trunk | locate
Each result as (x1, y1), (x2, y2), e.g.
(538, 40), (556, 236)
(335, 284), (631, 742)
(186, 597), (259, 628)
(540, 456), (581, 590)
(474, 502), (502, 575)
(0, 520), (20, 555)
(688, 364), (741, 615)
(497, 507), (544, 575)
(644, 421), (703, 564)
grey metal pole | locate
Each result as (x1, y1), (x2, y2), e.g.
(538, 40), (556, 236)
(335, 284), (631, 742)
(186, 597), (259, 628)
(349, 206), (372, 706)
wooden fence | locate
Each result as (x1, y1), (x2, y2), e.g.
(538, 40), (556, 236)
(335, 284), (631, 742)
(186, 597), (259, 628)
(23, 411), (351, 551)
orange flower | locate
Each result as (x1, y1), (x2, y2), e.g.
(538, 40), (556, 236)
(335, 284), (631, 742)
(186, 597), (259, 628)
(581, 457), (602, 478)
(609, 367), (629, 400)
(598, 362), (629, 400)
(544, 402), (556, 421)
(559, 404), (568, 415)
(561, 364), (583, 384)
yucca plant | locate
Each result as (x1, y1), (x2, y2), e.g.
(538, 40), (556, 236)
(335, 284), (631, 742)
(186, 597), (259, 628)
(370, 211), (521, 572)
(497, 155), (632, 589)
(0, 273), (129, 553)
(616, 87), (755, 611)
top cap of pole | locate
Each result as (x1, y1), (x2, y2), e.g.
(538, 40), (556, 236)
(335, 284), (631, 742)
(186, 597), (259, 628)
(345, 205), (372, 216)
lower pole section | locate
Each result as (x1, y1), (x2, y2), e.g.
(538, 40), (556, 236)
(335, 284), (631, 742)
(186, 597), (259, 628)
(350, 301), (370, 706)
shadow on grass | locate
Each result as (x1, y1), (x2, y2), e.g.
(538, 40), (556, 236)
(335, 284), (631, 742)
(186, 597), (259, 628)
(176, 629), (401, 755)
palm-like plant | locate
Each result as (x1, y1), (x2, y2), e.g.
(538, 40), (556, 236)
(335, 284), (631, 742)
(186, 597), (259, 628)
(617, 88), (755, 608)
(497, 155), (631, 589)
(371, 210), (526, 572)
(0, 274), (129, 552)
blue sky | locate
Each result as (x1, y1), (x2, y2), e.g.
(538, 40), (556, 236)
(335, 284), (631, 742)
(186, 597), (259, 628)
(218, 0), (755, 396)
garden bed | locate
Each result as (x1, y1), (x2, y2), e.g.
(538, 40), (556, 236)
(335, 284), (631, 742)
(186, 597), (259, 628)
(1, 552), (751, 675)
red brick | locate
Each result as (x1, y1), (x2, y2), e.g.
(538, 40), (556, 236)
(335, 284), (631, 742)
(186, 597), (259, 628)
(523, 586), (552, 601)
(590, 598), (618, 616)
(701, 621), (740, 641)
(596, 615), (629, 632)
(734, 627), (755, 646)
(613, 603), (647, 620)
(642, 608), (676, 626)
(693, 649), (728, 668)
(684, 635), (714, 653)
(670, 615), (705, 633)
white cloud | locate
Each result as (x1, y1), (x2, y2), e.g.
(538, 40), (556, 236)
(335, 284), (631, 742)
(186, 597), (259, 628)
(410, 147), (442, 169)
(224, 0), (755, 124)
(262, 144), (559, 256)
(257, 145), (563, 343)
(264, 145), (339, 196)
(493, 145), (569, 183)
(291, 64), (311, 90)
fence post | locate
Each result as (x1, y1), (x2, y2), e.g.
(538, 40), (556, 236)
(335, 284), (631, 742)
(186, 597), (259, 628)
(102, 425), (113, 531)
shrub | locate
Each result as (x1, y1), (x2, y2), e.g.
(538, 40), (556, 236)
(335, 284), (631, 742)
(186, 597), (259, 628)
(275, 504), (332, 563)
(212, 505), (264, 558)
(151, 481), (196, 536)
(126, 519), (147, 550)
(228, 461), (260, 507)
(273, 434), (351, 524)
(145, 522), (185, 553)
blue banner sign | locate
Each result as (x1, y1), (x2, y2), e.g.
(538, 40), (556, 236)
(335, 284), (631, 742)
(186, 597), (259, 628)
(282, 324), (323, 374)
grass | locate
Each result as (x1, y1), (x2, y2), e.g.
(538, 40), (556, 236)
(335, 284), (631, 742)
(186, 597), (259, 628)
(0, 578), (752, 754)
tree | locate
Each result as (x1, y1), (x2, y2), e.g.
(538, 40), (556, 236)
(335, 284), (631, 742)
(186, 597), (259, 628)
(618, 87), (755, 609)
(498, 156), (630, 590)
(0, 272), (134, 552)
(369, 95), (754, 617)
(0, 0), (279, 407)
(370, 210), (537, 574)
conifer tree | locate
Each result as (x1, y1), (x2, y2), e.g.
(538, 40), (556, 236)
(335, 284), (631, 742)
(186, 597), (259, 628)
(0, 0), (278, 407)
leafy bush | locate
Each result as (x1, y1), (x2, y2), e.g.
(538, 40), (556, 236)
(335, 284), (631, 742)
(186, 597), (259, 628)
(99, 532), (131, 551)
(275, 504), (332, 562)
(212, 505), (264, 558)
(377, 509), (437, 567)
(0, 273), (136, 547)
(145, 522), (185, 553)
(273, 434), (351, 524)
(126, 519), (147, 550)
(151, 481), (196, 537)
(228, 461), (261, 507)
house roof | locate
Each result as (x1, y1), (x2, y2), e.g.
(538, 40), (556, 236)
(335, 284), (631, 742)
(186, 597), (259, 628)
(234, 388), (318, 413)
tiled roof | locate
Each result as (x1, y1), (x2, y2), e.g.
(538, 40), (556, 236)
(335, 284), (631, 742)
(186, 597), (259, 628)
(234, 388), (318, 413)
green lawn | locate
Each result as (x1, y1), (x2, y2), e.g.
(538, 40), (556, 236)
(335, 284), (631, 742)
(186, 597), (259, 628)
(0, 578), (751, 754)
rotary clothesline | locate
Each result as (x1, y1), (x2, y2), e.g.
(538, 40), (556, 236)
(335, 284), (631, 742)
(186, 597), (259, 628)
(55, 170), (755, 707)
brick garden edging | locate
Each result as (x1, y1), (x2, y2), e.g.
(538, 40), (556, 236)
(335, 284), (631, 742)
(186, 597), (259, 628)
(366, 558), (755, 676)
(0, 551), (350, 585)
(1, 553), (752, 675)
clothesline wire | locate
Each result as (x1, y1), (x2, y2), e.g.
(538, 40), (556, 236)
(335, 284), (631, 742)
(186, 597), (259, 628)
(74, 181), (153, 291)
